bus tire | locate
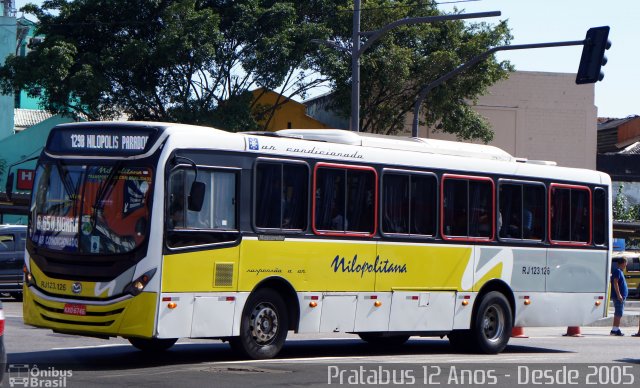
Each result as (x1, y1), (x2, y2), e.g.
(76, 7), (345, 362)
(358, 333), (410, 347)
(230, 288), (288, 359)
(447, 330), (472, 352)
(470, 291), (512, 354)
(128, 337), (177, 352)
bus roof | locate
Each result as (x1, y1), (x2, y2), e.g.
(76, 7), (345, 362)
(46, 122), (610, 186)
(276, 129), (517, 162)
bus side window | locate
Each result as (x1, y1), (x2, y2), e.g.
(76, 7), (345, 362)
(524, 185), (545, 240)
(314, 164), (376, 235)
(382, 174), (409, 234)
(442, 175), (493, 240)
(593, 188), (607, 246)
(346, 169), (375, 233)
(498, 181), (545, 241)
(255, 161), (308, 231)
(469, 180), (492, 238)
(571, 189), (590, 242)
(411, 174), (437, 236)
(166, 167), (238, 248)
(550, 184), (591, 245)
(382, 171), (437, 237)
(443, 178), (468, 237)
(315, 168), (347, 231)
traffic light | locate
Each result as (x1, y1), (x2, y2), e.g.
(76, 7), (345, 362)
(576, 26), (611, 84)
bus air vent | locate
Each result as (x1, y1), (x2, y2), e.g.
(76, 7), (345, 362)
(214, 263), (234, 287)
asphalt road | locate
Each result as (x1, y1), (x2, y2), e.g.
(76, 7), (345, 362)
(3, 299), (640, 387)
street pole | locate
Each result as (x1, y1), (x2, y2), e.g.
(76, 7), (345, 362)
(351, 0), (361, 132)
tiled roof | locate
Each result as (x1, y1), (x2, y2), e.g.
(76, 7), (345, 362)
(597, 115), (640, 131)
(14, 109), (54, 129)
(619, 142), (640, 155)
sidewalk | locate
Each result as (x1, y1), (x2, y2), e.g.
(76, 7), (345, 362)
(587, 299), (640, 327)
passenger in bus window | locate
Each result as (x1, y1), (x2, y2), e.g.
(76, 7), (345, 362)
(506, 212), (521, 238)
(475, 207), (491, 237)
(331, 208), (346, 230)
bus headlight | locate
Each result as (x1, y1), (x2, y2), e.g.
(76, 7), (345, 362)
(24, 265), (35, 286)
(124, 268), (157, 296)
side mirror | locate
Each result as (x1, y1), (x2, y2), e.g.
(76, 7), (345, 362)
(5, 172), (14, 201)
(188, 181), (205, 212)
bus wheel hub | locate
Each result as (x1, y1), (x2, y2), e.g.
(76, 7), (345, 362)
(251, 303), (278, 344)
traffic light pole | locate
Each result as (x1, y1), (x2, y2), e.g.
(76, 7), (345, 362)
(411, 39), (586, 137)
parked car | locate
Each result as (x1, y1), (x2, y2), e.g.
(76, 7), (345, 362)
(0, 225), (27, 300)
(612, 252), (640, 298)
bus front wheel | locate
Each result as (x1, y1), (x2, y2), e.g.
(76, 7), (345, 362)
(470, 291), (512, 354)
(128, 337), (177, 352)
(230, 288), (289, 359)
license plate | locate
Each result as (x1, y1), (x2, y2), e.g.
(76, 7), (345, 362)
(63, 304), (87, 316)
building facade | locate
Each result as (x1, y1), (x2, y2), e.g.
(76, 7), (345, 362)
(304, 71), (597, 170)
(420, 71), (597, 169)
(252, 88), (330, 132)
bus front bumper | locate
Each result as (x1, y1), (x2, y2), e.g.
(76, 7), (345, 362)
(23, 285), (157, 339)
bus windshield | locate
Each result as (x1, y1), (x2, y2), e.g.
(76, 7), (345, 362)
(30, 161), (153, 254)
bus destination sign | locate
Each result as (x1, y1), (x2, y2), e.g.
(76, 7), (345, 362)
(47, 126), (159, 156)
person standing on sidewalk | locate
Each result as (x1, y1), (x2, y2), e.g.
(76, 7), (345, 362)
(611, 258), (628, 336)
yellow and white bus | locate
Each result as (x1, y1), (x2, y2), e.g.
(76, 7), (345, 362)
(22, 122), (611, 358)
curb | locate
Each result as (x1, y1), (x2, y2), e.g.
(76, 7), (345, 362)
(588, 311), (640, 327)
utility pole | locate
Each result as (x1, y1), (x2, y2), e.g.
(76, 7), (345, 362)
(351, 0), (361, 133)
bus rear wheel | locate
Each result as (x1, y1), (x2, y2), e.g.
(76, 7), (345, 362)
(128, 337), (177, 352)
(470, 291), (512, 354)
(230, 288), (288, 359)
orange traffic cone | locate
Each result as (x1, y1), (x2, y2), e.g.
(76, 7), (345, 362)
(563, 326), (583, 337)
(511, 326), (528, 338)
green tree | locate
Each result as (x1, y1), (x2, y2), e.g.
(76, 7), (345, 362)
(313, 0), (512, 139)
(0, 0), (337, 131)
(1, 1), (511, 139)
(613, 185), (640, 221)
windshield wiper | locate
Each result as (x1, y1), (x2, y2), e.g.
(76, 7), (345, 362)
(91, 161), (123, 228)
(54, 160), (80, 218)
